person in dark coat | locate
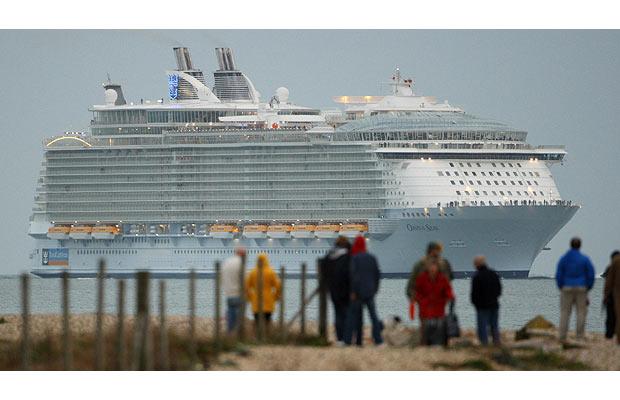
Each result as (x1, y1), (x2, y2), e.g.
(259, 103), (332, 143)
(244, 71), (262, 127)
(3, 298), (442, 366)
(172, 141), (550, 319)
(320, 236), (357, 344)
(470, 255), (502, 345)
(344, 235), (383, 346)
(603, 251), (620, 345)
(602, 251), (619, 340)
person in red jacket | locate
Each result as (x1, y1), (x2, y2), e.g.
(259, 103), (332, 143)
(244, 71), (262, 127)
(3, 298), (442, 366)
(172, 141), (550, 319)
(415, 260), (455, 346)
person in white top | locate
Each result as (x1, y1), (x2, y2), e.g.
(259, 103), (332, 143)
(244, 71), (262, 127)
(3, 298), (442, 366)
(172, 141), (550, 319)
(222, 246), (246, 333)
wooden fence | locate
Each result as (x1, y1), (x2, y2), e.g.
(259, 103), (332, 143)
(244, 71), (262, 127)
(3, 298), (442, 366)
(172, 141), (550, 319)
(17, 258), (328, 370)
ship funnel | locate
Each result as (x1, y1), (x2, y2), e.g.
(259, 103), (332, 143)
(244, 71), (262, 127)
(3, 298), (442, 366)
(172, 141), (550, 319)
(173, 47), (194, 70)
(215, 47), (237, 71)
(103, 78), (126, 106)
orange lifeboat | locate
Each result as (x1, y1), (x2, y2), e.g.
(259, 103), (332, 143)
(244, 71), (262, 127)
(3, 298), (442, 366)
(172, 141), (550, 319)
(47, 225), (71, 240)
(92, 225), (121, 240)
(69, 225), (93, 240)
(267, 224), (292, 239)
(242, 224), (269, 239)
(339, 223), (368, 238)
(209, 224), (238, 239)
(315, 224), (341, 239)
(290, 224), (316, 239)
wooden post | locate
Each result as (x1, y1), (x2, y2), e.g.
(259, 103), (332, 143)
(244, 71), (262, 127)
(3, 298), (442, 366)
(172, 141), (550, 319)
(279, 266), (286, 339)
(116, 279), (125, 370)
(300, 263), (307, 337)
(318, 259), (328, 341)
(94, 259), (106, 370)
(188, 269), (196, 364)
(20, 273), (30, 371)
(256, 256), (265, 342)
(61, 271), (72, 370)
(237, 253), (247, 341)
(214, 261), (221, 350)
(132, 271), (150, 370)
(159, 280), (169, 370)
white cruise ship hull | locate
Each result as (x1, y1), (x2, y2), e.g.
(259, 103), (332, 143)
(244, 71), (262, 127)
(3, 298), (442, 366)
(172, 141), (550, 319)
(30, 205), (578, 279)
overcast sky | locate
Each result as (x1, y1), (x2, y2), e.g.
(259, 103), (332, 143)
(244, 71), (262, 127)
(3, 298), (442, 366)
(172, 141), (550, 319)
(0, 30), (618, 276)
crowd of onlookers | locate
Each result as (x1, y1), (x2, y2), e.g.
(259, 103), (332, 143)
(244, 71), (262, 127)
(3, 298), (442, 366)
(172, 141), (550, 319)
(219, 236), (620, 347)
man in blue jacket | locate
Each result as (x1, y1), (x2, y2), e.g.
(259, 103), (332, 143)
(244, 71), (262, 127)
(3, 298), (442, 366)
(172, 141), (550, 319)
(555, 237), (595, 341)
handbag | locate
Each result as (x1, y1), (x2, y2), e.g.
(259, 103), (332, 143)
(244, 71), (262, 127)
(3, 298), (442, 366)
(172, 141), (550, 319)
(446, 301), (461, 338)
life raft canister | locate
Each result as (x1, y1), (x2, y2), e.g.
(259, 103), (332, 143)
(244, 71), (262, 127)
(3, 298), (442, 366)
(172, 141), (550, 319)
(271, 122), (279, 129)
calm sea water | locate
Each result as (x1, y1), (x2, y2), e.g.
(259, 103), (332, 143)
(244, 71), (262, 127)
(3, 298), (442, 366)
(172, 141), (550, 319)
(0, 276), (607, 332)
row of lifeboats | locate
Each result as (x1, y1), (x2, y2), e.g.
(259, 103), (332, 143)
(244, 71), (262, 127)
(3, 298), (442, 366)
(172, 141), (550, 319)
(48, 223), (368, 240)
(47, 225), (120, 240)
(211, 223), (368, 239)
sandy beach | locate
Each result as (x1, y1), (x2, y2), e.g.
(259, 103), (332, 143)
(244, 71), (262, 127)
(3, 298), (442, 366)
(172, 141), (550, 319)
(1, 313), (618, 371)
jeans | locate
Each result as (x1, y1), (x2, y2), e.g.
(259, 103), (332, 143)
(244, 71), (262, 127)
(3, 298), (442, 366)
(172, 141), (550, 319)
(226, 296), (242, 333)
(476, 307), (500, 345)
(332, 300), (349, 342)
(559, 286), (588, 340)
(344, 297), (383, 345)
(420, 318), (447, 346)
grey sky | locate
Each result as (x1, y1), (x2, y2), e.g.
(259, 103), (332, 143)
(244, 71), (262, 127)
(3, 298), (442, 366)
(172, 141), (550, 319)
(0, 30), (618, 276)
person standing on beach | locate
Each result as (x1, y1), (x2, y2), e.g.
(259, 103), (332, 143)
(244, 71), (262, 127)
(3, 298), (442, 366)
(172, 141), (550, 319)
(415, 260), (455, 346)
(245, 253), (282, 334)
(344, 235), (383, 346)
(221, 246), (246, 333)
(555, 237), (595, 341)
(470, 255), (502, 346)
(320, 236), (356, 345)
(406, 241), (454, 301)
(602, 251), (619, 340)
(603, 251), (620, 345)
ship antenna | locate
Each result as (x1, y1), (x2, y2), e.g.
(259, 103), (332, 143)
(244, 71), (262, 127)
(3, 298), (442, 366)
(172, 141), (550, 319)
(106, 73), (112, 84)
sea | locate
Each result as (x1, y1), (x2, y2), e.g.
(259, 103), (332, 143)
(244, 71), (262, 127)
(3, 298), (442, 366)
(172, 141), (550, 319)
(0, 276), (608, 332)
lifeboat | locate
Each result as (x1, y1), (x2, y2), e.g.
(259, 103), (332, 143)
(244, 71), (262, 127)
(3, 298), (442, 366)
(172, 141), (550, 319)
(290, 224), (316, 239)
(267, 224), (292, 239)
(69, 225), (93, 240)
(196, 224), (209, 236)
(92, 225), (120, 240)
(339, 223), (368, 238)
(242, 224), (269, 239)
(47, 226), (70, 240)
(315, 224), (341, 239)
(209, 224), (238, 239)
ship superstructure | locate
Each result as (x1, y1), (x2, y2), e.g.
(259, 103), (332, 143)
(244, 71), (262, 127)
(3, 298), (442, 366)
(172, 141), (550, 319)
(28, 48), (578, 278)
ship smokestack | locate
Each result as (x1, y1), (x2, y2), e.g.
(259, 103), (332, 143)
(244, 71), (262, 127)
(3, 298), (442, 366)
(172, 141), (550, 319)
(215, 47), (237, 71)
(173, 47), (194, 70)
(103, 76), (126, 106)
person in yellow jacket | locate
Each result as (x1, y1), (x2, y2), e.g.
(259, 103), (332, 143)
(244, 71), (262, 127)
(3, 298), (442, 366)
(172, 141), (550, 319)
(245, 253), (282, 330)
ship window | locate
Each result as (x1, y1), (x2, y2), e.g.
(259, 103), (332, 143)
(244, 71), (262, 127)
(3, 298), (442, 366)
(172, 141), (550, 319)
(513, 172), (518, 176)
(437, 171), (444, 176)
(486, 180), (491, 185)
(535, 172), (540, 177)
(465, 191), (470, 195)
(492, 191), (497, 195)
(475, 191), (480, 195)
(540, 191), (544, 195)
(454, 172), (459, 176)
(508, 163), (513, 167)
(500, 191), (505, 195)
(464, 172), (469, 176)
(508, 191), (513, 195)
(476, 163), (481, 167)
(501, 163), (505, 167)
(510, 181), (515, 185)
(483, 191), (488, 195)
(459, 180), (464, 185)
(467, 163), (472, 167)
(456, 191), (461, 195)
(481, 172), (486, 176)
(489, 172), (494, 176)
(445, 171), (451, 176)
(450, 180), (456, 185)
(494, 181), (499, 185)
(449, 162), (454, 167)
(517, 191), (521, 195)
(534, 181), (539, 186)
(481, 201), (486, 205)
(492, 163), (496, 167)
(489, 200), (494, 205)
(529, 172), (534, 176)
(502, 181), (507, 185)
(517, 163), (522, 167)
(469, 180), (474, 185)
(526, 181), (531, 185)
(477, 180), (482, 185)
(472, 172), (477, 176)
(459, 163), (464, 167)
(518, 181), (523, 185)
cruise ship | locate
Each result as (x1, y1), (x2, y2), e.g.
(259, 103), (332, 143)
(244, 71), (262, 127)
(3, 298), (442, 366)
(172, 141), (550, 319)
(28, 47), (578, 278)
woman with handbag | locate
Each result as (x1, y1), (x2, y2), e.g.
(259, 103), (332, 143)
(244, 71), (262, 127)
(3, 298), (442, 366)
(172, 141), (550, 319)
(414, 260), (455, 346)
